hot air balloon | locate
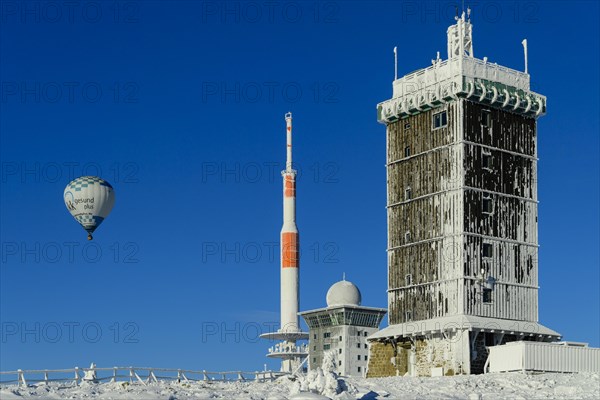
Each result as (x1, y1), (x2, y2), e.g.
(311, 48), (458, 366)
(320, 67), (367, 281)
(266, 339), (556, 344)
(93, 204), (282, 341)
(64, 176), (115, 240)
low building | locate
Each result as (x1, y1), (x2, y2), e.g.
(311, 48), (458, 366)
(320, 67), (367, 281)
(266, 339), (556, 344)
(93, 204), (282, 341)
(300, 280), (387, 377)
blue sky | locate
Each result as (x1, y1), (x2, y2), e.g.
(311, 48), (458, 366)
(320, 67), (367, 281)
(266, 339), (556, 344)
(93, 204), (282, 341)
(1, 1), (598, 372)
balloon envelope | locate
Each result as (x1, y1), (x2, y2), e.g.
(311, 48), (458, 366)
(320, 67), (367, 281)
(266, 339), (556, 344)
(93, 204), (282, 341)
(64, 176), (115, 237)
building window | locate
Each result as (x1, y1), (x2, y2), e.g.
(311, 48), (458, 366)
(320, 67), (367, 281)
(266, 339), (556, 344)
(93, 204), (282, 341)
(313, 346), (316, 351)
(364, 344), (368, 349)
(404, 146), (411, 158)
(405, 231), (411, 243)
(313, 357), (316, 363)
(483, 288), (492, 303)
(482, 194), (493, 214)
(405, 274), (412, 286)
(405, 187), (412, 201)
(481, 110), (491, 127)
(324, 332), (331, 339)
(323, 344), (331, 350)
(433, 110), (448, 129)
(482, 150), (492, 170)
(358, 366), (362, 373)
(404, 122), (411, 130)
(357, 355), (361, 361)
(364, 332), (368, 337)
(339, 360), (342, 366)
(357, 343), (361, 349)
(365, 355), (368, 361)
(482, 243), (493, 258)
(357, 330), (361, 336)
(405, 311), (412, 321)
(339, 348), (342, 354)
(339, 336), (342, 341)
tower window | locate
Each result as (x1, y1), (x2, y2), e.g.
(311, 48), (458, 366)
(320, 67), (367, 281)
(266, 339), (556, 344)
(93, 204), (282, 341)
(365, 355), (368, 361)
(339, 348), (342, 354)
(357, 355), (361, 361)
(404, 146), (411, 158)
(432, 111), (448, 129)
(404, 122), (411, 130)
(405, 187), (412, 201)
(482, 150), (492, 170)
(313, 334), (317, 340)
(482, 243), (493, 258)
(339, 336), (342, 341)
(482, 195), (493, 214)
(357, 343), (361, 348)
(313, 346), (316, 351)
(481, 110), (491, 127)
(358, 366), (362, 373)
(313, 357), (316, 363)
(405, 231), (411, 243)
(405, 311), (412, 321)
(405, 274), (412, 286)
(364, 332), (368, 337)
(356, 330), (361, 337)
(324, 332), (331, 339)
(483, 288), (493, 303)
(364, 344), (368, 349)
(339, 360), (342, 366)
(323, 344), (331, 350)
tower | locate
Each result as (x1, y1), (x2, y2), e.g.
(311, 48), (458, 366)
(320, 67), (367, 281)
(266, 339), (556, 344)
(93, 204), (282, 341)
(300, 279), (386, 377)
(367, 13), (560, 377)
(260, 112), (308, 373)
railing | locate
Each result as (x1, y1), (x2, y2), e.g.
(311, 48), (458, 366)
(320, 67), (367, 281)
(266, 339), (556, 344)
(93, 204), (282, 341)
(268, 344), (309, 354)
(391, 56), (530, 99)
(0, 366), (289, 387)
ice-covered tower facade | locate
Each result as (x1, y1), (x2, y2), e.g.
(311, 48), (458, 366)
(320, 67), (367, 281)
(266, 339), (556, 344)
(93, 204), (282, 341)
(260, 113), (308, 373)
(367, 13), (560, 377)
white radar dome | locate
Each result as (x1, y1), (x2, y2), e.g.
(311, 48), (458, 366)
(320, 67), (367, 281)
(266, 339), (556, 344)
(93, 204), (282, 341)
(326, 280), (362, 307)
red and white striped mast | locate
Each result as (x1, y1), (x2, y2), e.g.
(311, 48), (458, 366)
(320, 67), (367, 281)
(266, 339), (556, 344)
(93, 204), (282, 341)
(260, 112), (308, 373)
(281, 112), (300, 333)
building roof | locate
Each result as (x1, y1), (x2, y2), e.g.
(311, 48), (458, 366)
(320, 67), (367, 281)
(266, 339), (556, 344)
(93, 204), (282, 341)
(300, 305), (387, 329)
(326, 280), (362, 307)
(368, 315), (561, 341)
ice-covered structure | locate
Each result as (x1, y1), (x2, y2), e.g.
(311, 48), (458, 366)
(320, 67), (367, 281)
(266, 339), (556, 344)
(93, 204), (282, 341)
(368, 12), (560, 377)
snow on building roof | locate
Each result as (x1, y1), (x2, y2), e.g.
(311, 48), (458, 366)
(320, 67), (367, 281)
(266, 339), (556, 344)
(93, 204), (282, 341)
(368, 315), (561, 341)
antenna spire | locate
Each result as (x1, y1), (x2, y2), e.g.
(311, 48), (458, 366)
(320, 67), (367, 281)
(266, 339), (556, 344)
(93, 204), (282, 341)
(393, 46), (398, 80)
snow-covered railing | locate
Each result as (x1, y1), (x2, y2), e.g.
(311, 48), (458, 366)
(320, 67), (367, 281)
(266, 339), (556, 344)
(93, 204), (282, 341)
(0, 366), (288, 387)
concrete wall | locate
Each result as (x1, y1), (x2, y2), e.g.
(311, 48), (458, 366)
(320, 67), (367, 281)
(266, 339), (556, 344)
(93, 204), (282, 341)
(308, 325), (375, 376)
(368, 330), (473, 377)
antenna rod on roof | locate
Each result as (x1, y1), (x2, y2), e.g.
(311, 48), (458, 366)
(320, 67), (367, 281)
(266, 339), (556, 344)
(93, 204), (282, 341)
(522, 39), (529, 74)
(394, 46), (398, 80)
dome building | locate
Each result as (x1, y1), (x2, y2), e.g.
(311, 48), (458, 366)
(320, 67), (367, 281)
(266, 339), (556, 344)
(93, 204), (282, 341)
(299, 279), (386, 377)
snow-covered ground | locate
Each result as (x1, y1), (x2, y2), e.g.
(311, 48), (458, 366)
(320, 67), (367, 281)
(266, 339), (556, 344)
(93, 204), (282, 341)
(1, 372), (598, 400)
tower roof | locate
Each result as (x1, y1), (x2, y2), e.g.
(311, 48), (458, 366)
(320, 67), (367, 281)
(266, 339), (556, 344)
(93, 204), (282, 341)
(326, 280), (362, 307)
(378, 13), (546, 123)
